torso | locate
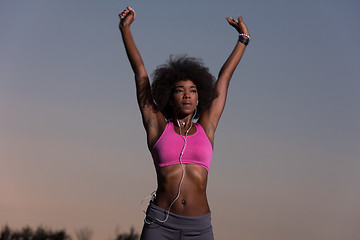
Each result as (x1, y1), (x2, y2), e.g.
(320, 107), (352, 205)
(155, 164), (210, 216)
(150, 121), (212, 217)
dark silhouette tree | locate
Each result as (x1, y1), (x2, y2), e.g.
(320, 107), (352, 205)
(75, 227), (93, 240)
(21, 226), (33, 240)
(0, 225), (11, 240)
(115, 227), (139, 240)
(0, 225), (70, 240)
(1, 225), (139, 240)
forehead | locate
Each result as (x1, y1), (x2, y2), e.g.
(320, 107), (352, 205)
(173, 79), (197, 88)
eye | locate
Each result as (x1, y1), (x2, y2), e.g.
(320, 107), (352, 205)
(175, 89), (183, 93)
(191, 89), (197, 93)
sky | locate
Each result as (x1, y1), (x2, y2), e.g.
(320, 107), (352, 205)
(1, 0), (359, 239)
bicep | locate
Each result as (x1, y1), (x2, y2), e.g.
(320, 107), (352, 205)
(135, 75), (161, 126)
(135, 75), (166, 145)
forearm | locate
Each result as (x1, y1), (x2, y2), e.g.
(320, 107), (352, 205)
(218, 40), (246, 80)
(120, 26), (147, 77)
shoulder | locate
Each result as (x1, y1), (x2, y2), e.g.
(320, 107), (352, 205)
(196, 121), (215, 147)
(147, 118), (168, 149)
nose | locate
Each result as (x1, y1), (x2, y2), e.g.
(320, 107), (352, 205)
(182, 90), (190, 99)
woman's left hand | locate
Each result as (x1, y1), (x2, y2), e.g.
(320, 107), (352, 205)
(226, 16), (249, 35)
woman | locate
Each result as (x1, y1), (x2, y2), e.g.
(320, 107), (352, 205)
(119, 6), (249, 240)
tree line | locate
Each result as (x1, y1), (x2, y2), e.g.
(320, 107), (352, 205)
(0, 225), (139, 240)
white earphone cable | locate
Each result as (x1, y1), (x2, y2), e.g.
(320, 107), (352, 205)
(142, 109), (196, 224)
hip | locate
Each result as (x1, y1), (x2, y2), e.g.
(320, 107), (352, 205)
(140, 202), (214, 240)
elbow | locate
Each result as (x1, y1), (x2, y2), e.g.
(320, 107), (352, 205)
(134, 69), (148, 79)
(217, 72), (233, 82)
(218, 68), (234, 81)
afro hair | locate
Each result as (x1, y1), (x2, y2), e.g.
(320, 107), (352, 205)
(151, 55), (218, 120)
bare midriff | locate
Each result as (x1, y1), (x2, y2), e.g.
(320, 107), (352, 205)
(155, 164), (210, 217)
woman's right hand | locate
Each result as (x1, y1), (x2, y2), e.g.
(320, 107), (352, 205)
(119, 6), (136, 29)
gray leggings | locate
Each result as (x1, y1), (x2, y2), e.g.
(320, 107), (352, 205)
(140, 202), (214, 240)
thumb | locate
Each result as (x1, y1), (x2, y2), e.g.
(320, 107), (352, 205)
(128, 6), (136, 18)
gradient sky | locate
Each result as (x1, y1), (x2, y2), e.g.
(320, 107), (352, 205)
(1, 1), (359, 239)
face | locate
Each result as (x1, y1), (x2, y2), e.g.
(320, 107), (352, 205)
(171, 80), (198, 117)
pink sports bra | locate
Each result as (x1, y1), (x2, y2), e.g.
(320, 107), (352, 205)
(151, 121), (213, 172)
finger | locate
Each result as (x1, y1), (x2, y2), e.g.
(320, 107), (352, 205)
(128, 6), (136, 18)
(231, 17), (239, 24)
(119, 11), (128, 19)
(238, 16), (242, 23)
(226, 17), (236, 27)
(127, 7), (135, 14)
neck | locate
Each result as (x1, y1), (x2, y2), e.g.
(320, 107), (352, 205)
(173, 115), (193, 128)
(176, 118), (193, 136)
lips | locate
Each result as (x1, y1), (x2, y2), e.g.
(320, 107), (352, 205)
(182, 102), (192, 106)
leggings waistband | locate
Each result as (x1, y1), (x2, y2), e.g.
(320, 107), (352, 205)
(145, 202), (212, 230)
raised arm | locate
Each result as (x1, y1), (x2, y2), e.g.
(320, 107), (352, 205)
(199, 16), (250, 138)
(119, 7), (165, 147)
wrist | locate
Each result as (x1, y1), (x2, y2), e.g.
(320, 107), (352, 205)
(239, 33), (251, 40)
(119, 24), (131, 31)
(238, 36), (249, 46)
(238, 33), (250, 46)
